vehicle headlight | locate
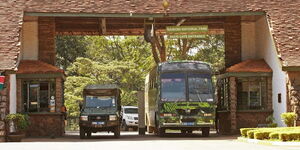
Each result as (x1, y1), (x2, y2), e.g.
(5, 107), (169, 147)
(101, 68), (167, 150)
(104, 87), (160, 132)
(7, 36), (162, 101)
(127, 116), (133, 120)
(109, 115), (117, 121)
(80, 116), (88, 121)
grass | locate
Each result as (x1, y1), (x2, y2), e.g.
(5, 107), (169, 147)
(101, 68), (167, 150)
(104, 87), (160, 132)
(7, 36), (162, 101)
(240, 127), (300, 142)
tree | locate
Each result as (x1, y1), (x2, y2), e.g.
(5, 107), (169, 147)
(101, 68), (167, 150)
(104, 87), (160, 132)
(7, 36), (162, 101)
(56, 36), (89, 70)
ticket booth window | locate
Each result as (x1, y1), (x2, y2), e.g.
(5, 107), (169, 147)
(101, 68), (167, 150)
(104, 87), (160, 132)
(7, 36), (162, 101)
(23, 80), (56, 112)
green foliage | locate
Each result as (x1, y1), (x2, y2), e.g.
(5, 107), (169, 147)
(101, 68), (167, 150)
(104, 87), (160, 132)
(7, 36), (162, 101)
(57, 35), (225, 122)
(240, 127), (300, 141)
(167, 35), (225, 72)
(281, 112), (297, 127)
(5, 113), (30, 133)
(61, 36), (154, 118)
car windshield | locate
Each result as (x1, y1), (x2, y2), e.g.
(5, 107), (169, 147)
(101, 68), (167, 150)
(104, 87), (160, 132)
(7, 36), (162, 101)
(85, 96), (116, 108)
(188, 74), (213, 102)
(124, 108), (138, 114)
(161, 73), (186, 102)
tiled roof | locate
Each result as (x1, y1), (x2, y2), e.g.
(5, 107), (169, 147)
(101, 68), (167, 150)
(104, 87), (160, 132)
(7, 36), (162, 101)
(226, 59), (272, 73)
(0, 1), (299, 70)
(16, 60), (64, 74)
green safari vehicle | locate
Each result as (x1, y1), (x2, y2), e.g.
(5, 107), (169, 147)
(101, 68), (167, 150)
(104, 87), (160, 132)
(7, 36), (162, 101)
(79, 84), (121, 138)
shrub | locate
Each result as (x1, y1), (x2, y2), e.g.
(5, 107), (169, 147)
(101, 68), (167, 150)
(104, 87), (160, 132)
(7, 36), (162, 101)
(240, 128), (255, 137)
(281, 112), (297, 127)
(5, 113), (30, 134)
(240, 127), (300, 141)
(247, 130), (257, 139)
(254, 131), (271, 140)
(268, 123), (277, 127)
(269, 132), (279, 139)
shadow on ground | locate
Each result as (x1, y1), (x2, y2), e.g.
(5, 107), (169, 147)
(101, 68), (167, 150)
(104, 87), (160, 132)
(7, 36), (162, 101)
(22, 131), (238, 142)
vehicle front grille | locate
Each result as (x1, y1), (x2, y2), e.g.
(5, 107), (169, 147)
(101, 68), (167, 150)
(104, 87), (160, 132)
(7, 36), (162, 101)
(176, 109), (200, 116)
(134, 117), (138, 120)
(89, 116), (108, 121)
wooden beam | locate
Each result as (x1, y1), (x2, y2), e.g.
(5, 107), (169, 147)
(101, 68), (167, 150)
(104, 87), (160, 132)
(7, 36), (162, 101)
(101, 18), (106, 34)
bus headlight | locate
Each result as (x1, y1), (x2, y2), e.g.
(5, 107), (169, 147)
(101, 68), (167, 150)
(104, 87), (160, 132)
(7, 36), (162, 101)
(80, 116), (88, 121)
(109, 115), (117, 121)
(204, 113), (213, 117)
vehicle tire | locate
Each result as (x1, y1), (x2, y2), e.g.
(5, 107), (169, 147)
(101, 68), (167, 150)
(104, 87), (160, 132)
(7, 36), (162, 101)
(158, 128), (165, 137)
(80, 127), (85, 139)
(87, 131), (91, 138)
(201, 127), (210, 137)
(114, 126), (120, 138)
(181, 130), (187, 134)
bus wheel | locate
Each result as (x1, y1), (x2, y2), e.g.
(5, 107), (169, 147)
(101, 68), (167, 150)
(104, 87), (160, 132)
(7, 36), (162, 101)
(201, 127), (210, 137)
(87, 131), (91, 138)
(147, 126), (154, 133)
(80, 127), (85, 139)
(114, 127), (120, 138)
(181, 130), (186, 134)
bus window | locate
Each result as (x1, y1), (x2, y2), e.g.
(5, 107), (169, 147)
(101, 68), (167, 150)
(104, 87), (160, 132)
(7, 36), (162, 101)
(161, 73), (186, 102)
(188, 74), (213, 102)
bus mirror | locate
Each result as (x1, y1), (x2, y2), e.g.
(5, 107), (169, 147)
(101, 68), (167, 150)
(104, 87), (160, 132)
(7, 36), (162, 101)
(78, 100), (83, 110)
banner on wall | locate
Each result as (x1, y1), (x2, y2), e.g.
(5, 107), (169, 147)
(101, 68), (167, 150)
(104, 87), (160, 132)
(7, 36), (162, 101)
(0, 76), (5, 90)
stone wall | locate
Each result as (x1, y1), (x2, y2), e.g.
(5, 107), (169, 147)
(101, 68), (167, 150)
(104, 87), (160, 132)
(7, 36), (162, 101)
(236, 111), (273, 128)
(287, 71), (300, 126)
(27, 113), (64, 137)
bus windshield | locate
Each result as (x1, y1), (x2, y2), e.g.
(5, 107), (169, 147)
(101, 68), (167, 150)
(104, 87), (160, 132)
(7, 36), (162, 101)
(85, 96), (116, 108)
(161, 73), (186, 102)
(188, 74), (213, 102)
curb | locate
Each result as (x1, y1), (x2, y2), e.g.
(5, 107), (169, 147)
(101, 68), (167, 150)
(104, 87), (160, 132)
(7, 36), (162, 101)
(237, 137), (300, 146)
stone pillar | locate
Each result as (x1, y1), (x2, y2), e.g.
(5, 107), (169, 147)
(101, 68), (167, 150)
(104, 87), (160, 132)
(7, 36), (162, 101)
(38, 17), (56, 65)
(0, 74), (9, 142)
(229, 77), (237, 133)
(138, 91), (145, 135)
(267, 77), (273, 110)
(224, 16), (241, 68)
(55, 77), (63, 113)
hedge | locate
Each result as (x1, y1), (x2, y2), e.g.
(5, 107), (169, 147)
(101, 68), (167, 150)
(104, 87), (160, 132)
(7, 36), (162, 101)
(240, 127), (300, 141)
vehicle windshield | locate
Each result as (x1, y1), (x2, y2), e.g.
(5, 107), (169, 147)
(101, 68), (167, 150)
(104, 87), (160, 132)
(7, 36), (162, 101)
(188, 74), (213, 102)
(124, 108), (138, 114)
(85, 96), (116, 108)
(161, 73), (186, 102)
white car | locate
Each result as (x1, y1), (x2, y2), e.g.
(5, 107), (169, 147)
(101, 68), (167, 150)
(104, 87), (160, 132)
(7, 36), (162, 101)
(121, 106), (139, 131)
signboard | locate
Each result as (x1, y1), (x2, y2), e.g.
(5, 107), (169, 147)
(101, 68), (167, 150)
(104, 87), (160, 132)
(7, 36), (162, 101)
(168, 34), (205, 39)
(166, 25), (208, 33)
(0, 76), (5, 90)
(166, 25), (208, 39)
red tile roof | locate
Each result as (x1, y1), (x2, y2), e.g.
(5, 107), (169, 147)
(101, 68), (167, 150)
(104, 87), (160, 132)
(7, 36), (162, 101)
(16, 60), (64, 74)
(226, 59), (272, 73)
(0, 1), (299, 70)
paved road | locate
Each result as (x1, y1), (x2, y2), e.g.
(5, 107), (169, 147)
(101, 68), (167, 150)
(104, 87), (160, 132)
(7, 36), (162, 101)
(0, 131), (299, 150)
